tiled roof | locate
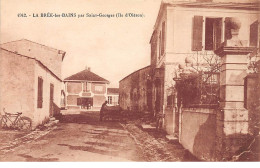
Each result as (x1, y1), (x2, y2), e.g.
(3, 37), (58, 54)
(107, 88), (119, 95)
(64, 69), (109, 83)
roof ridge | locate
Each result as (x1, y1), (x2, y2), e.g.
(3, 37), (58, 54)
(120, 65), (150, 82)
(0, 47), (62, 81)
(1, 39), (65, 53)
(64, 69), (109, 83)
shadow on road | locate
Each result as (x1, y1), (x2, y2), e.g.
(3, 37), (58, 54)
(58, 111), (200, 161)
(18, 154), (59, 162)
(59, 111), (124, 129)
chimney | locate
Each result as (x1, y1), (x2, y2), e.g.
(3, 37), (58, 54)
(85, 66), (91, 71)
(88, 67), (91, 71)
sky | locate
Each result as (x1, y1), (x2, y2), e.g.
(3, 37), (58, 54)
(0, 0), (162, 87)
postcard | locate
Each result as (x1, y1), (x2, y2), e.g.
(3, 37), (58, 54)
(0, 0), (259, 166)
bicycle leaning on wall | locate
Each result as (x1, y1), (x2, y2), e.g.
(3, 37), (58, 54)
(0, 108), (32, 131)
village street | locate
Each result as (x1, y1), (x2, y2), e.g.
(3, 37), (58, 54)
(0, 112), (198, 162)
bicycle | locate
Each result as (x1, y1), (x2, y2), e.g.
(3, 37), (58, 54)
(0, 108), (32, 131)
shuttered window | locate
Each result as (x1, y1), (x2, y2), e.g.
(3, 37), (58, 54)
(37, 77), (43, 108)
(250, 20), (258, 47)
(192, 16), (203, 51)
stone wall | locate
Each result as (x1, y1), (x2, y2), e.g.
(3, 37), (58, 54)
(119, 66), (150, 112)
(245, 74), (259, 135)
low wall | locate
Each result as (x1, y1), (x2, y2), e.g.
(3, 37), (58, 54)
(245, 74), (260, 135)
(164, 107), (174, 135)
(180, 108), (217, 161)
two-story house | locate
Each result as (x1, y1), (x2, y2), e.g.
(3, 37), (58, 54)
(64, 68), (109, 111)
(149, 0), (259, 161)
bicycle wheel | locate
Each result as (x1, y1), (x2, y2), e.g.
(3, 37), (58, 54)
(17, 117), (32, 131)
(0, 117), (8, 129)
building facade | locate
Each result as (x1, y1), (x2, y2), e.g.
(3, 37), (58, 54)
(119, 66), (152, 113)
(107, 88), (119, 106)
(119, 0), (259, 161)
(149, 0), (259, 161)
(0, 39), (66, 128)
(64, 68), (109, 110)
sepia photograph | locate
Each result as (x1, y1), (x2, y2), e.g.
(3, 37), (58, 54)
(0, 0), (259, 166)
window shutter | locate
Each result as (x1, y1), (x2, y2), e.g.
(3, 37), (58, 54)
(192, 16), (203, 51)
(250, 20), (258, 47)
(224, 17), (232, 41)
(37, 77), (43, 108)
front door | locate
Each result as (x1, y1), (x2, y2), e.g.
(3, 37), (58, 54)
(49, 84), (54, 117)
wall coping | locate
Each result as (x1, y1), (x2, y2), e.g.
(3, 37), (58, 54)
(182, 108), (217, 114)
(214, 46), (255, 57)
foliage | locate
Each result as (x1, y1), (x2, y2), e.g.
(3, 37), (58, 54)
(176, 72), (220, 108)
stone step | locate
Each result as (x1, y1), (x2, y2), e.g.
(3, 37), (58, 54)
(141, 124), (156, 130)
(49, 117), (56, 121)
(166, 135), (178, 142)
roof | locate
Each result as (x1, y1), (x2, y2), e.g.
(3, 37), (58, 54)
(0, 47), (62, 81)
(107, 88), (119, 95)
(120, 65), (150, 82)
(1, 39), (66, 60)
(64, 69), (109, 83)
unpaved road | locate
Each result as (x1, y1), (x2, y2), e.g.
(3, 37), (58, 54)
(0, 111), (198, 162)
(0, 112), (144, 161)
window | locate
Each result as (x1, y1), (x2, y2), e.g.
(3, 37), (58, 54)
(205, 18), (222, 50)
(85, 82), (91, 92)
(95, 85), (103, 92)
(37, 77), (43, 108)
(192, 16), (222, 51)
(108, 96), (112, 104)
